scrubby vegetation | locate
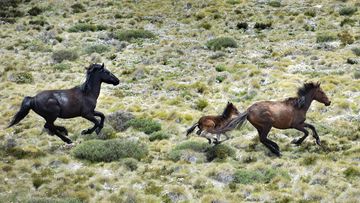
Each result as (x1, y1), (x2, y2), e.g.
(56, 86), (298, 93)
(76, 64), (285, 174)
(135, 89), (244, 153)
(113, 29), (155, 42)
(125, 118), (161, 134)
(206, 37), (237, 51)
(68, 23), (107, 32)
(52, 49), (79, 63)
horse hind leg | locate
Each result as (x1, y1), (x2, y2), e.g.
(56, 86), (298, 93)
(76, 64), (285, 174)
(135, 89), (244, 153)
(45, 122), (72, 144)
(257, 127), (281, 157)
(304, 123), (321, 146)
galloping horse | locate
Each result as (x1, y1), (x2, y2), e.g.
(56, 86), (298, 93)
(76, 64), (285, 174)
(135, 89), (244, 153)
(186, 102), (240, 144)
(221, 82), (331, 156)
(8, 63), (120, 144)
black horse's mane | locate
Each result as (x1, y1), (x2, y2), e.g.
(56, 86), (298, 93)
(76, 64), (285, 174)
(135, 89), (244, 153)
(80, 64), (103, 93)
(285, 82), (320, 109)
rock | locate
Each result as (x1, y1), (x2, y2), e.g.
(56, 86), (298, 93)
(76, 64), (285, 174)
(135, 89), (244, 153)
(5, 138), (16, 149)
(165, 192), (187, 203)
(107, 110), (135, 132)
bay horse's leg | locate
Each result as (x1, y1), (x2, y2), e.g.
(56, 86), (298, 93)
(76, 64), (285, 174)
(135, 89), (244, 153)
(291, 124), (309, 145)
(94, 111), (105, 134)
(257, 127), (281, 157)
(81, 113), (100, 135)
(46, 122), (72, 144)
(304, 123), (321, 146)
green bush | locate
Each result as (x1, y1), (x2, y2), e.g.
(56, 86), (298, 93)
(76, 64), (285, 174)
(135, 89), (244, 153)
(71, 3), (86, 13)
(122, 158), (138, 171)
(25, 198), (82, 203)
(338, 31), (354, 45)
(268, 0), (281, 7)
(200, 22), (211, 30)
(216, 75), (226, 83)
(304, 9), (316, 17)
(53, 63), (70, 72)
(343, 166), (360, 178)
(125, 118), (161, 134)
(114, 29), (155, 42)
(195, 99), (208, 111)
(254, 22), (272, 30)
(215, 65), (226, 72)
(6, 146), (45, 159)
(68, 23), (107, 32)
(168, 141), (209, 161)
(205, 144), (235, 161)
(233, 168), (289, 184)
(29, 19), (48, 26)
(149, 131), (170, 141)
(73, 139), (148, 162)
(206, 37), (237, 51)
(28, 6), (42, 16)
(84, 44), (110, 54)
(316, 33), (337, 43)
(340, 18), (356, 27)
(52, 49), (79, 63)
(9, 72), (34, 84)
(339, 7), (357, 16)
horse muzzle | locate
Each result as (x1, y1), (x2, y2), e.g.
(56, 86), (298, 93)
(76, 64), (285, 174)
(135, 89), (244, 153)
(325, 101), (331, 106)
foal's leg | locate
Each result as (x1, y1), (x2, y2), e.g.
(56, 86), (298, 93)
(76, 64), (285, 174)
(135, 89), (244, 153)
(94, 111), (105, 134)
(304, 123), (321, 146)
(257, 127), (281, 157)
(291, 124), (309, 145)
(200, 131), (212, 144)
(81, 113), (100, 135)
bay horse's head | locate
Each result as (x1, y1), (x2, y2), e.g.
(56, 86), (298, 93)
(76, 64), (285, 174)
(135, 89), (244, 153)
(86, 63), (120, 86)
(222, 102), (240, 118)
(313, 82), (331, 106)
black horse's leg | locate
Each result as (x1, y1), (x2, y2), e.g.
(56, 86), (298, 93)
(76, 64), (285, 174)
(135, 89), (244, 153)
(291, 124), (309, 145)
(94, 111), (105, 134)
(46, 121), (72, 144)
(304, 123), (321, 146)
(81, 113), (100, 135)
(257, 127), (281, 157)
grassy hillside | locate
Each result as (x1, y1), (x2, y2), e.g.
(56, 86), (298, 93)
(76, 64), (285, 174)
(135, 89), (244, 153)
(0, 0), (359, 202)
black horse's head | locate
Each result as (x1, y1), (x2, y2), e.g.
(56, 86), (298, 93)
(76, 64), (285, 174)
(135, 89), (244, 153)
(87, 63), (120, 86)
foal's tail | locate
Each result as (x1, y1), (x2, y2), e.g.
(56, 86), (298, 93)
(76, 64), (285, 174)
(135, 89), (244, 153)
(8, 96), (33, 128)
(212, 111), (248, 134)
(186, 123), (198, 136)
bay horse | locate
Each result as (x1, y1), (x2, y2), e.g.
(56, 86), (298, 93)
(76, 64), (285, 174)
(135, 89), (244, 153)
(220, 82), (331, 156)
(186, 102), (240, 144)
(7, 63), (120, 144)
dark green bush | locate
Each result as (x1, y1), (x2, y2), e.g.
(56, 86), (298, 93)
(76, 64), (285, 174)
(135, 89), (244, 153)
(168, 141), (209, 161)
(114, 29), (155, 42)
(215, 65), (226, 72)
(25, 198), (82, 203)
(72, 139), (148, 162)
(200, 22), (211, 30)
(53, 63), (70, 72)
(195, 99), (208, 111)
(343, 166), (360, 178)
(236, 22), (248, 30)
(233, 168), (289, 184)
(206, 37), (237, 51)
(71, 3), (86, 13)
(149, 131), (170, 141)
(304, 9), (316, 17)
(268, 0), (281, 7)
(9, 72), (34, 84)
(125, 118), (161, 134)
(316, 33), (337, 43)
(28, 6), (42, 16)
(52, 49), (79, 63)
(339, 7), (357, 16)
(340, 18), (356, 27)
(84, 44), (110, 54)
(205, 144), (235, 161)
(29, 19), (48, 26)
(6, 146), (45, 159)
(352, 47), (360, 56)
(122, 158), (138, 171)
(216, 75), (226, 83)
(68, 23), (107, 32)
(254, 22), (272, 30)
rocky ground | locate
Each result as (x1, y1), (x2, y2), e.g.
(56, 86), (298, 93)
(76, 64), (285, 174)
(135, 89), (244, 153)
(0, 0), (359, 202)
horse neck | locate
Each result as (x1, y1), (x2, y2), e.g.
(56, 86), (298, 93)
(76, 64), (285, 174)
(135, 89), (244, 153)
(84, 77), (102, 99)
(302, 90), (315, 112)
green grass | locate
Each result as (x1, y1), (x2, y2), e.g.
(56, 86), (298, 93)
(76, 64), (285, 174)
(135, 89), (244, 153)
(72, 139), (148, 162)
(205, 144), (236, 161)
(339, 7), (357, 16)
(125, 118), (161, 134)
(149, 131), (170, 141)
(233, 168), (289, 184)
(206, 37), (237, 51)
(84, 44), (110, 54)
(195, 99), (208, 111)
(114, 29), (155, 42)
(316, 33), (337, 43)
(9, 72), (33, 84)
(68, 23), (107, 32)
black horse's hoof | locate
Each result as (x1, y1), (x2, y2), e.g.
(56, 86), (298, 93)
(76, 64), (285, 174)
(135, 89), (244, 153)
(95, 127), (102, 135)
(316, 139), (321, 146)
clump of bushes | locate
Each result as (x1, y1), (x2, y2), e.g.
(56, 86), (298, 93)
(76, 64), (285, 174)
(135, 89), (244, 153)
(352, 47), (360, 56)
(268, 0), (281, 7)
(72, 139), (148, 162)
(149, 131), (170, 142)
(125, 118), (161, 134)
(200, 22), (212, 30)
(206, 37), (237, 51)
(68, 23), (107, 32)
(71, 3), (86, 13)
(340, 18), (356, 27)
(53, 63), (70, 72)
(205, 144), (235, 161)
(9, 72), (34, 84)
(52, 49), (79, 63)
(6, 146), (44, 159)
(236, 22), (248, 30)
(304, 9), (317, 17)
(215, 65), (227, 72)
(339, 7), (357, 16)
(168, 141), (209, 161)
(195, 99), (208, 111)
(233, 168), (289, 184)
(122, 158), (138, 171)
(254, 22), (272, 30)
(338, 31), (354, 45)
(29, 19), (48, 26)
(84, 44), (110, 54)
(343, 166), (360, 178)
(114, 29), (155, 42)
(28, 6), (42, 16)
(316, 32), (337, 43)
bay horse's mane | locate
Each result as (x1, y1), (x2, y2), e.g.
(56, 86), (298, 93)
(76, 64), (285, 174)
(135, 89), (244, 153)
(285, 82), (320, 109)
(221, 102), (235, 118)
(80, 64), (103, 93)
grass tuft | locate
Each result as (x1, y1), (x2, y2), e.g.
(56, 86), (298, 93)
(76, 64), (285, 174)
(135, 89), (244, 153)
(114, 29), (155, 42)
(206, 37), (237, 51)
(125, 118), (161, 134)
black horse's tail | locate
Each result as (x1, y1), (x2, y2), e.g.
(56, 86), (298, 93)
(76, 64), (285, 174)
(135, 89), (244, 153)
(186, 123), (198, 136)
(8, 96), (33, 128)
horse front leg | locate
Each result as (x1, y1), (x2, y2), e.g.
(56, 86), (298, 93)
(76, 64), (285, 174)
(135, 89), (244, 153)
(304, 123), (321, 146)
(291, 124), (309, 145)
(94, 111), (105, 134)
(81, 113), (100, 135)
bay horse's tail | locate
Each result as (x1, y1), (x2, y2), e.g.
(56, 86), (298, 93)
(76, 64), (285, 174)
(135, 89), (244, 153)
(186, 123), (199, 136)
(8, 96), (33, 128)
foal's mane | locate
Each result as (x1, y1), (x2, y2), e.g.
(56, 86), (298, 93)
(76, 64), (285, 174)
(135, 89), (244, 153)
(80, 64), (103, 93)
(285, 82), (320, 109)
(221, 103), (235, 118)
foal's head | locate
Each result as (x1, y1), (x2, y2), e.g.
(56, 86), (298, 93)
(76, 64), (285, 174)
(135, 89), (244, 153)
(298, 82), (331, 106)
(86, 63), (120, 86)
(222, 102), (240, 118)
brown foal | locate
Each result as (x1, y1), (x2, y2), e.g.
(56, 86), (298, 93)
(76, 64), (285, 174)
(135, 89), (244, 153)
(186, 102), (240, 144)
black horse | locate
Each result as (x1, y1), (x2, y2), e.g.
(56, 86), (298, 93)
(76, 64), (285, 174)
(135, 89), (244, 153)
(8, 63), (119, 144)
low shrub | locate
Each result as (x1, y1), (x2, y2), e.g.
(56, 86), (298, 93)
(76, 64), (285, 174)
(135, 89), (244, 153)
(205, 144), (236, 161)
(72, 139), (148, 162)
(71, 3), (86, 13)
(114, 29), (155, 42)
(68, 23), (107, 32)
(215, 65), (226, 72)
(340, 18), (356, 27)
(28, 6), (42, 16)
(195, 99), (208, 111)
(52, 49), (79, 63)
(300, 155), (317, 165)
(338, 31), (354, 45)
(254, 22), (272, 30)
(84, 44), (110, 54)
(149, 131), (170, 142)
(339, 7), (357, 16)
(122, 158), (138, 171)
(168, 141), (209, 161)
(29, 19), (48, 26)
(125, 118), (161, 134)
(6, 146), (45, 159)
(9, 72), (34, 84)
(53, 63), (70, 72)
(236, 22), (248, 30)
(316, 33), (337, 43)
(233, 168), (289, 184)
(200, 22), (211, 30)
(304, 9), (316, 17)
(206, 37), (237, 51)
(25, 198), (82, 203)
(268, 0), (281, 7)
(343, 166), (360, 178)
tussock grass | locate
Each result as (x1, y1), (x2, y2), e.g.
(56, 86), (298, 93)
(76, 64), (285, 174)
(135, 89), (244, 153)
(125, 118), (161, 134)
(114, 29), (155, 42)
(206, 37), (237, 51)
